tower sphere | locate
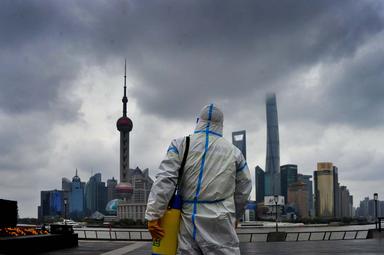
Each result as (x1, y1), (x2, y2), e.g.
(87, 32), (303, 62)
(115, 182), (133, 194)
(116, 116), (133, 132)
(105, 199), (122, 214)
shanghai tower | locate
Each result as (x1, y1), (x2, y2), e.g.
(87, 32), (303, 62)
(265, 93), (280, 196)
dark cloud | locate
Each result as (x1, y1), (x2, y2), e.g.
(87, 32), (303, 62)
(3, 0), (382, 120)
(325, 43), (384, 127)
(279, 32), (384, 128)
(0, 112), (55, 171)
(0, 0), (83, 116)
(112, 0), (384, 121)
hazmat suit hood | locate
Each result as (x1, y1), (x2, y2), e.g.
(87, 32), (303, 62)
(194, 104), (223, 136)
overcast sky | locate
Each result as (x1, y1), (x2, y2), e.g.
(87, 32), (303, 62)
(1, 0), (384, 218)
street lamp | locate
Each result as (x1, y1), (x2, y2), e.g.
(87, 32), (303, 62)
(274, 195), (279, 232)
(374, 193), (378, 229)
(64, 198), (68, 224)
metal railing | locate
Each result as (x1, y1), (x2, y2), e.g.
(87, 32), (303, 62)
(237, 230), (369, 242)
(75, 229), (152, 241)
(75, 229), (369, 242)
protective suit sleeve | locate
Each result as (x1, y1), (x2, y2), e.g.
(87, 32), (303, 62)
(145, 138), (183, 221)
(234, 150), (252, 220)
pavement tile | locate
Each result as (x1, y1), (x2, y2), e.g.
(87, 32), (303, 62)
(34, 239), (384, 255)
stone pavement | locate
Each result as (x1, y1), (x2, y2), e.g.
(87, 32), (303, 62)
(34, 239), (384, 255)
(240, 239), (384, 254)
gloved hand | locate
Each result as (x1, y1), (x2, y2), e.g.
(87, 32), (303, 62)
(235, 219), (239, 229)
(148, 219), (165, 240)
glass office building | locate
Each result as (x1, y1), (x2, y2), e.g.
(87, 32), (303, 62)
(265, 93), (280, 195)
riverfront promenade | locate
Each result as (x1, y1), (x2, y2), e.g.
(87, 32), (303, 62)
(38, 238), (384, 255)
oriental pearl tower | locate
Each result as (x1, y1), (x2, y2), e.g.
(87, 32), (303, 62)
(115, 60), (133, 200)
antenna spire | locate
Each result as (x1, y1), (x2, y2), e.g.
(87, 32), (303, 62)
(122, 59), (128, 116)
(124, 59), (127, 96)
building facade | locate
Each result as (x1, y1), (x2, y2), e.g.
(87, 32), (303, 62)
(117, 167), (153, 222)
(255, 166), (265, 204)
(288, 181), (309, 218)
(356, 197), (370, 218)
(38, 189), (64, 221)
(333, 166), (341, 218)
(61, 177), (71, 219)
(69, 169), (85, 218)
(314, 162), (334, 218)
(265, 93), (280, 196)
(339, 186), (353, 217)
(243, 201), (257, 222)
(117, 203), (147, 222)
(298, 174), (314, 217)
(232, 130), (247, 160)
(356, 196), (383, 219)
(280, 164), (298, 204)
(107, 177), (118, 202)
(85, 173), (108, 215)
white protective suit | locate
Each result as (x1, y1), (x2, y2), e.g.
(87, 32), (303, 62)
(145, 104), (252, 255)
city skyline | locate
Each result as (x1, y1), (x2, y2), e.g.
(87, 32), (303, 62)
(1, 1), (384, 218)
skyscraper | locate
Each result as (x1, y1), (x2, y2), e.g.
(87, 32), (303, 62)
(298, 174), (314, 217)
(340, 186), (348, 217)
(131, 167), (153, 204)
(280, 164), (298, 204)
(333, 166), (341, 218)
(356, 197), (370, 218)
(69, 169), (85, 218)
(62, 178), (71, 192)
(288, 181), (309, 218)
(107, 177), (117, 202)
(255, 166), (265, 203)
(232, 130), (247, 160)
(39, 189), (64, 221)
(61, 177), (71, 219)
(265, 93), (280, 195)
(339, 186), (353, 217)
(314, 162), (334, 217)
(115, 60), (134, 199)
(85, 173), (107, 215)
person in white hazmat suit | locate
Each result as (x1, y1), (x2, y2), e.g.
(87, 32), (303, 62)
(145, 104), (252, 254)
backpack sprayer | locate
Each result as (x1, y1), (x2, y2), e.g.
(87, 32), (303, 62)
(152, 136), (190, 255)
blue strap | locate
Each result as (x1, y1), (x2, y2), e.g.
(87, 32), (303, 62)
(237, 162), (248, 172)
(183, 198), (225, 204)
(167, 145), (179, 154)
(194, 130), (223, 137)
(192, 103), (214, 240)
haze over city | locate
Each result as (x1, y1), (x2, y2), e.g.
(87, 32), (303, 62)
(1, 0), (384, 218)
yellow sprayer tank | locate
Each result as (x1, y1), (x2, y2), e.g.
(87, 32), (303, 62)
(152, 194), (182, 255)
